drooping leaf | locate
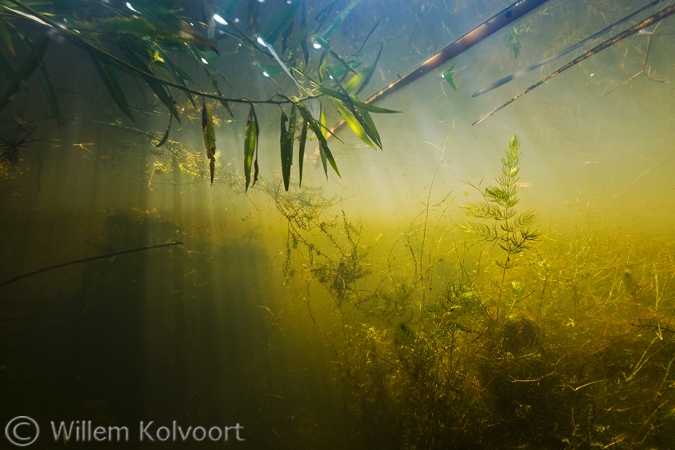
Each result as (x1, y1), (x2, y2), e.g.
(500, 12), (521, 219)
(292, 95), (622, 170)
(298, 118), (308, 187)
(0, 33), (48, 113)
(312, 36), (357, 76)
(152, 43), (196, 107)
(442, 63), (457, 91)
(14, 29), (60, 122)
(351, 102), (400, 114)
(318, 104), (328, 174)
(355, 43), (383, 95)
(341, 70), (363, 92)
(279, 109), (294, 191)
(355, 99), (381, 148)
(330, 97), (374, 149)
(319, 83), (384, 149)
(86, 48), (134, 120)
(357, 19), (380, 54)
(257, 36), (302, 91)
(286, 98), (339, 178)
(188, 45), (233, 116)
(244, 104), (259, 191)
(317, 0), (360, 41)
(202, 99), (216, 185)
(118, 43), (180, 123)
(155, 110), (172, 148)
(318, 86), (399, 113)
(318, 51), (329, 83)
(0, 19), (16, 59)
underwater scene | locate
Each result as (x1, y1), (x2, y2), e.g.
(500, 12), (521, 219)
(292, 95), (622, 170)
(2, 0), (675, 448)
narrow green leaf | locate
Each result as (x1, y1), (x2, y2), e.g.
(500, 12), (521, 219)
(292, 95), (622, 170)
(279, 95), (339, 178)
(202, 99), (216, 185)
(119, 45), (180, 123)
(351, 95), (381, 148)
(318, 0), (360, 41)
(318, 104), (328, 174)
(352, 102), (400, 114)
(98, 9), (219, 54)
(0, 19), (16, 59)
(442, 63), (457, 91)
(320, 84), (382, 149)
(86, 48), (134, 120)
(330, 97), (374, 149)
(155, 111), (172, 148)
(13, 29), (59, 122)
(0, 33), (48, 112)
(318, 51), (329, 83)
(244, 104), (259, 191)
(188, 45), (233, 116)
(355, 43), (382, 95)
(318, 86), (399, 113)
(298, 118), (307, 187)
(153, 43), (196, 108)
(280, 110), (293, 191)
(298, 101), (338, 178)
(258, 36), (302, 91)
(313, 36), (357, 75)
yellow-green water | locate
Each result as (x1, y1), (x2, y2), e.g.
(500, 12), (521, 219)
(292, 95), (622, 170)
(2, 0), (675, 448)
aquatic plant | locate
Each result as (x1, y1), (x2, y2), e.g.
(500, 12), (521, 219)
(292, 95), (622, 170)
(273, 135), (675, 449)
(462, 134), (540, 317)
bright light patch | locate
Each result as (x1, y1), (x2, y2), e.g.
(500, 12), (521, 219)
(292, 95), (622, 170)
(312, 41), (322, 49)
(125, 2), (140, 13)
(262, 71), (270, 77)
(200, 57), (209, 64)
(256, 36), (266, 47)
(213, 14), (228, 25)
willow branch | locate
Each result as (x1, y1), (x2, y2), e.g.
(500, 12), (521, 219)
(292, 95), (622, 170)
(5, 0), (315, 106)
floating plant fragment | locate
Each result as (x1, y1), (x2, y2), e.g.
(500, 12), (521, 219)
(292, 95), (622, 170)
(442, 63), (457, 91)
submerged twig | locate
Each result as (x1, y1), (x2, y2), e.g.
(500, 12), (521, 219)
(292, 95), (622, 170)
(473, 0), (665, 97)
(326, 0), (551, 137)
(473, 3), (675, 125)
(0, 241), (183, 290)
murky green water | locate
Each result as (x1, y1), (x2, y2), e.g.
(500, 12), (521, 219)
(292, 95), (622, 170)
(2, 0), (675, 448)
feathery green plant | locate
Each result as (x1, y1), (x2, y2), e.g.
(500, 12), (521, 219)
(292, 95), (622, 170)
(462, 135), (539, 305)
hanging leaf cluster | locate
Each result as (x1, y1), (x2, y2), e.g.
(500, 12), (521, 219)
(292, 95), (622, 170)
(0, 0), (399, 189)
